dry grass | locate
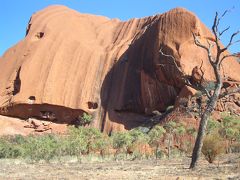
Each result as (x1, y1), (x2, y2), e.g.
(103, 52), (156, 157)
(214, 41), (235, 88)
(0, 154), (239, 179)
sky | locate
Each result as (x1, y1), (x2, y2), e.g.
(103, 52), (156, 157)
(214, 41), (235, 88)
(1, 0), (240, 56)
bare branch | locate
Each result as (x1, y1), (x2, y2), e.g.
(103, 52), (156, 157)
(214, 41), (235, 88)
(222, 30), (240, 51)
(212, 12), (222, 51)
(228, 30), (240, 45)
(217, 7), (234, 31)
(193, 33), (216, 65)
(202, 87), (211, 99)
(159, 48), (183, 73)
(213, 12), (219, 33)
(219, 86), (240, 99)
(221, 9), (229, 18)
(220, 63), (227, 81)
(183, 79), (211, 99)
(199, 60), (205, 85)
(159, 47), (212, 100)
(197, 60), (211, 99)
(192, 33), (208, 51)
(219, 26), (230, 36)
(208, 42), (215, 65)
(220, 52), (239, 64)
(220, 7), (234, 19)
(212, 8), (236, 54)
(218, 9), (231, 26)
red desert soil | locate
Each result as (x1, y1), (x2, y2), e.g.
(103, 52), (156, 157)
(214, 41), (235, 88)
(0, 5), (239, 134)
(0, 154), (239, 179)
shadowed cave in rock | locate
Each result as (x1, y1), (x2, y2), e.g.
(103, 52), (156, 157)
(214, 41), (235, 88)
(0, 103), (85, 125)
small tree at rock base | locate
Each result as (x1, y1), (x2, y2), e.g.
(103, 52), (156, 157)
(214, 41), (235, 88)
(163, 121), (177, 159)
(111, 131), (133, 159)
(160, 10), (240, 169)
(148, 125), (166, 159)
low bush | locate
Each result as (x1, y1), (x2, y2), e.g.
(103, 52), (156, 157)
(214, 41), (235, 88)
(23, 134), (61, 161)
(112, 131), (133, 158)
(148, 125), (166, 159)
(0, 136), (24, 158)
(206, 118), (220, 135)
(128, 129), (150, 159)
(202, 134), (224, 163)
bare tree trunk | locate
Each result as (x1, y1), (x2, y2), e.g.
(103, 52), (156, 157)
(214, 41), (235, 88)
(155, 145), (159, 159)
(190, 74), (222, 169)
(167, 133), (172, 159)
(189, 108), (212, 169)
(160, 10), (239, 168)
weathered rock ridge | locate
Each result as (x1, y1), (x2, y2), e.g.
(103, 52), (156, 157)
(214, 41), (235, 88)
(0, 5), (239, 133)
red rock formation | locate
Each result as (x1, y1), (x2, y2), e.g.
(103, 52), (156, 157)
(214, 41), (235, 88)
(0, 5), (239, 134)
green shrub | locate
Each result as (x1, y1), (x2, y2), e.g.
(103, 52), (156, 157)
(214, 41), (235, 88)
(219, 113), (240, 140)
(112, 131), (133, 158)
(163, 121), (177, 134)
(78, 113), (93, 126)
(217, 113), (240, 152)
(0, 135), (29, 159)
(65, 126), (88, 158)
(128, 129), (150, 159)
(148, 125), (166, 146)
(175, 125), (186, 136)
(202, 134), (224, 163)
(83, 127), (108, 154)
(206, 118), (220, 135)
(0, 114), (238, 162)
(0, 127), (107, 162)
(0, 136), (24, 158)
(186, 127), (196, 136)
(129, 128), (149, 145)
(23, 134), (61, 161)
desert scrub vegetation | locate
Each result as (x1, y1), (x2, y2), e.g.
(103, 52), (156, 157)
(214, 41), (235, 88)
(201, 113), (240, 163)
(0, 113), (239, 163)
(76, 112), (93, 126)
(206, 113), (240, 152)
(202, 134), (224, 163)
(0, 127), (103, 162)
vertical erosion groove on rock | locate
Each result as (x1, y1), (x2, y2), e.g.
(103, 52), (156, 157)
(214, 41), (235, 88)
(13, 66), (22, 95)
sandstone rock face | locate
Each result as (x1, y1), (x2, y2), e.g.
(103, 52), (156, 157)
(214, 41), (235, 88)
(0, 5), (239, 133)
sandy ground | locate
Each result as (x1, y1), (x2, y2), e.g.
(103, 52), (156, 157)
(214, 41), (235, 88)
(0, 154), (239, 180)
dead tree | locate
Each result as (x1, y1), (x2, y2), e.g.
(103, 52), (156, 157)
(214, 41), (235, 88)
(159, 10), (240, 169)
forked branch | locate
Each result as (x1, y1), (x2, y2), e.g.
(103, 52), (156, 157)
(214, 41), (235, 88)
(159, 48), (211, 99)
(219, 86), (240, 99)
(223, 30), (240, 51)
(192, 33), (215, 65)
(220, 52), (240, 64)
(159, 48), (183, 74)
